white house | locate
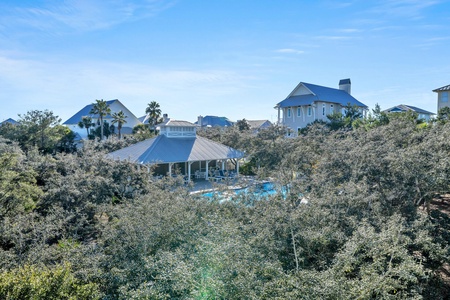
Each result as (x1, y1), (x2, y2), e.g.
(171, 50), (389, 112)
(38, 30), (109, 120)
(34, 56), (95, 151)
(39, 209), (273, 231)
(275, 79), (368, 135)
(433, 84), (450, 112)
(63, 99), (142, 139)
(383, 104), (435, 121)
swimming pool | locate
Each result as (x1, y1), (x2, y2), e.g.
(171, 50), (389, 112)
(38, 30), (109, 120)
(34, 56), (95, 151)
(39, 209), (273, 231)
(201, 181), (279, 201)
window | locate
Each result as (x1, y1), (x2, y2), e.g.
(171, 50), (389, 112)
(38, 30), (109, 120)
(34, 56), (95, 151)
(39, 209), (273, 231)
(322, 104), (326, 116)
(287, 108), (291, 118)
(307, 106), (312, 117)
(442, 92), (449, 103)
(297, 107), (301, 117)
(330, 104), (334, 114)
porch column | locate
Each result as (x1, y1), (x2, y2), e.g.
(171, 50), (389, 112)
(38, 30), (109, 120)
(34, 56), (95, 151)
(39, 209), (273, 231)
(221, 160), (225, 171)
(188, 161), (193, 182)
(168, 163), (173, 176)
(205, 160), (210, 180)
(236, 160), (240, 177)
(277, 106), (281, 124)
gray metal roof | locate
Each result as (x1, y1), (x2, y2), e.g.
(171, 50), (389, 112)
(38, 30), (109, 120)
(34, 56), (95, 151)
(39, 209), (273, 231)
(108, 135), (244, 164)
(383, 104), (435, 115)
(246, 120), (272, 129)
(64, 99), (117, 124)
(160, 119), (196, 127)
(276, 82), (368, 109)
(433, 84), (450, 92)
(63, 99), (141, 125)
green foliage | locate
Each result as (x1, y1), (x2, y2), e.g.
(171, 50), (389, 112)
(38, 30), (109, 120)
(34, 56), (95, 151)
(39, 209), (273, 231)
(132, 124), (154, 141)
(90, 99), (111, 140)
(78, 116), (94, 137)
(111, 110), (128, 139)
(327, 103), (363, 130)
(0, 112), (449, 299)
(145, 101), (162, 130)
(0, 263), (100, 299)
(0, 142), (42, 217)
(235, 118), (250, 131)
(436, 106), (450, 124)
(0, 110), (76, 154)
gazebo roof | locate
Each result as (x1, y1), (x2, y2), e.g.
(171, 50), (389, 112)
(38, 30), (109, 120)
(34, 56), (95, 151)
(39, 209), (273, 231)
(107, 135), (245, 164)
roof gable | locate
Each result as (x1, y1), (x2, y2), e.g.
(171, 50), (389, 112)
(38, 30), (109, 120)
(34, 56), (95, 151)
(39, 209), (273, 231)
(277, 81), (367, 109)
(0, 118), (18, 125)
(246, 120), (272, 129)
(64, 99), (141, 125)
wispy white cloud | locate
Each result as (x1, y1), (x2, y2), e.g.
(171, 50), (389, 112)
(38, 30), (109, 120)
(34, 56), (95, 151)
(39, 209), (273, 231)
(0, 54), (250, 120)
(370, 0), (441, 19)
(323, 1), (357, 9)
(0, 0), (175, 34)
(336, 28), (363, 33)
(314, 35), (354, 41)
(275, 48), (305, 55)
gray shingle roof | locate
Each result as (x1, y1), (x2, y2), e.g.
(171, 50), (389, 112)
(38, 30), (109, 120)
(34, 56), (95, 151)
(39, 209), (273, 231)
(108, 135), (244, 164)
(433, 84), (450, 92)
(383, 104), (435, 115)
(276, 82), (368, 109)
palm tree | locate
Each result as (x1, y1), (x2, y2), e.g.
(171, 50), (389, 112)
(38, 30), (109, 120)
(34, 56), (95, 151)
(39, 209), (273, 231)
(145, 101), (162, 131)
(90, 99), (111, 140)
(78, 116), (93, 138)
(111, 110), (128, 139)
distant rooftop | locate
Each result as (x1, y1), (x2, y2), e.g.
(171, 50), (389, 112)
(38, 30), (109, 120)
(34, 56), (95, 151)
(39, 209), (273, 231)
(195, 115), (234, 127)
(383, 104), (435, 115)
(0, 118), (18, 126)
(433, 84), (450, 92)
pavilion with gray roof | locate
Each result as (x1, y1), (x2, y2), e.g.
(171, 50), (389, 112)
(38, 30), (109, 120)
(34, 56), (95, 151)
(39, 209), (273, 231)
(108, 117), (245, 180)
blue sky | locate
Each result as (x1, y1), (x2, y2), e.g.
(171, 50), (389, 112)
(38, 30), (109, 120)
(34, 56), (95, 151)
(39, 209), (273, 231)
(1, 0), (449, 123)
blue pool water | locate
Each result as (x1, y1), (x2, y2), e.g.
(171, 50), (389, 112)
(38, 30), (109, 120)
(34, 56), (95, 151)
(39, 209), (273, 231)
(202, 181), (280, 200)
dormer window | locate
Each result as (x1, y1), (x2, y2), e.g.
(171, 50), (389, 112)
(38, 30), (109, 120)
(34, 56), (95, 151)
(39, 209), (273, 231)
(442, 92), (448, 102)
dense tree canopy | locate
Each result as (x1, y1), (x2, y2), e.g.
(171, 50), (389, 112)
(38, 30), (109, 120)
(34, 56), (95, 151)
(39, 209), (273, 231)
(0, 110), (449, 299)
